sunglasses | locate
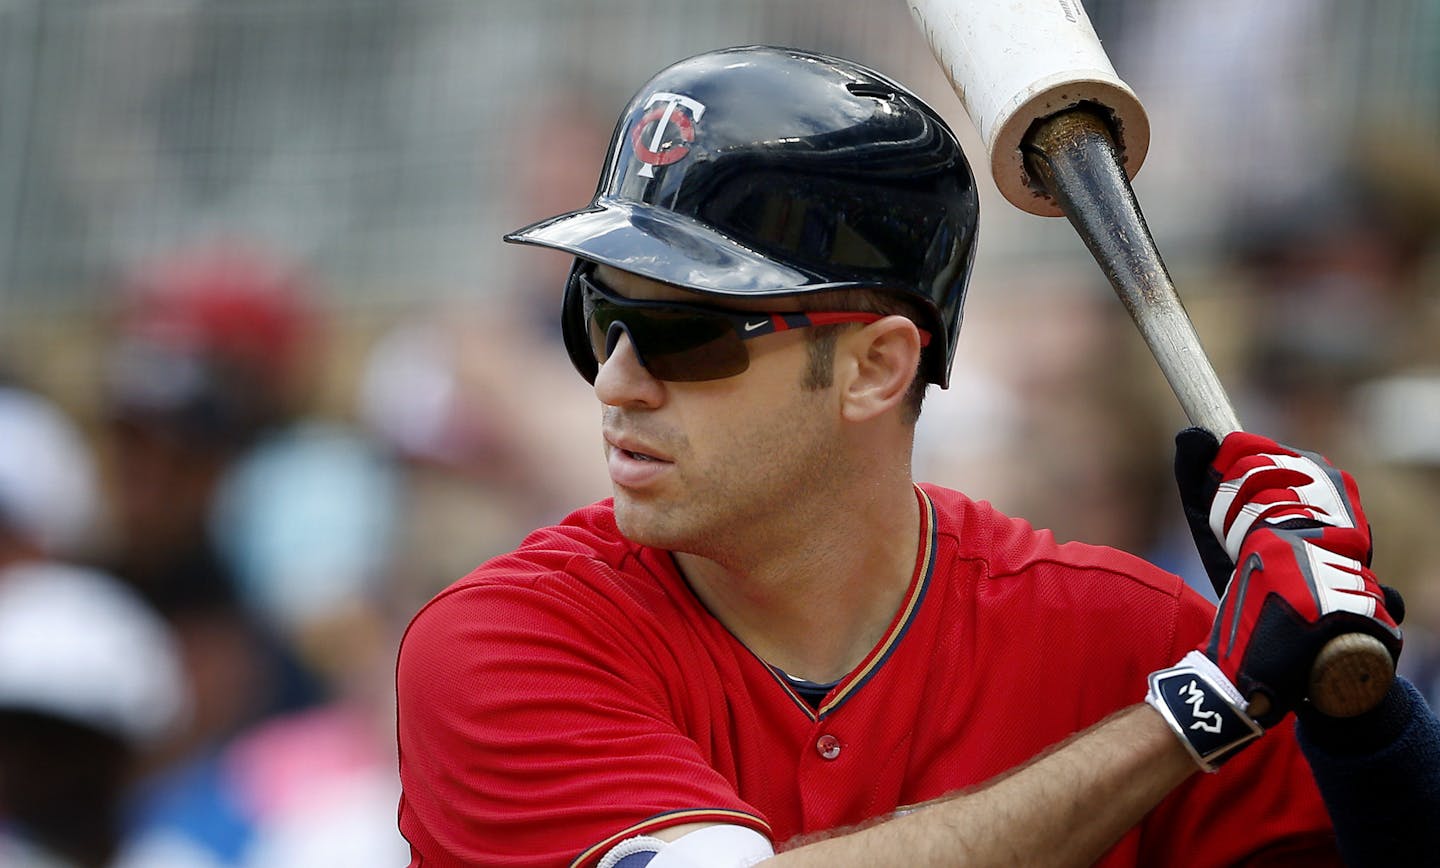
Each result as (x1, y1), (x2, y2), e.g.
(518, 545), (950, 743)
(576, 272), (930, 383)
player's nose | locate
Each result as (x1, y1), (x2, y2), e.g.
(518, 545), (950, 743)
(594, 329), (664, 408)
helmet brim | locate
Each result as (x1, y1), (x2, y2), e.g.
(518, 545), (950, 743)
(505, 198), (836, 297)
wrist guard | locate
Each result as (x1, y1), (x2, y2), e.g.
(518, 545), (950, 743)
(1147, 651), (1264, 772)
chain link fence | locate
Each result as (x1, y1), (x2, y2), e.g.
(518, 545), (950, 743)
(0, 0), (1435, 315)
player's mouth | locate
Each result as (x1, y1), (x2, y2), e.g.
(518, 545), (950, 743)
(605, 436), (674, 488)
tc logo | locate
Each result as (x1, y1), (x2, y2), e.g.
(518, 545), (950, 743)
(630, 91), (707, 178)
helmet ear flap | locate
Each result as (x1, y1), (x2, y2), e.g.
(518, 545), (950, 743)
(561, 261), (599, 384)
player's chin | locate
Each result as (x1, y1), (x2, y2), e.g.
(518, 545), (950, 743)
(612, 495), (691, 550)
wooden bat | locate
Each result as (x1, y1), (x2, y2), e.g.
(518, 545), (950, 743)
(907, 0), (1393, 717)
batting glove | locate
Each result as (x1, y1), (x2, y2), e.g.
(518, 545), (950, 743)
(1146, 428), (1404, 771)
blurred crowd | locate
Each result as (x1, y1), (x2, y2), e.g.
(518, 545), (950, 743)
(0, 239), (610, 865)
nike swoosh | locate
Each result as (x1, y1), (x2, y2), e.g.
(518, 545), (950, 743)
(744, 320), (769, 332)
(1225, 552), (1263, 656)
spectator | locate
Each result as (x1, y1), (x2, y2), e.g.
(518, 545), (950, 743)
(93, 243), (328, 861)
(0, 384), (187, 868)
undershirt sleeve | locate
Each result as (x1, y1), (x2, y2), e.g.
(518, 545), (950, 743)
(1294, 677), (1440, 868)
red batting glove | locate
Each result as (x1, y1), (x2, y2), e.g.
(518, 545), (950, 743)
(1147, 429), (1404, 771)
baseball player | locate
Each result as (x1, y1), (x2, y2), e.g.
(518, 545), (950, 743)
(395, 46), (1440, 867)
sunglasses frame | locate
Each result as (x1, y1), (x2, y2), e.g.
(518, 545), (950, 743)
(575, 271), (931, 383)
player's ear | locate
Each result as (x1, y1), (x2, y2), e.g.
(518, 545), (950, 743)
(836, 316), (922, 423)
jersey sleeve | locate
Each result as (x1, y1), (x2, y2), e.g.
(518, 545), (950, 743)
(395, 555), (769, 867)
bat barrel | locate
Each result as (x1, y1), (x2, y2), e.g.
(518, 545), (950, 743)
(1022, 106), (1394, 718)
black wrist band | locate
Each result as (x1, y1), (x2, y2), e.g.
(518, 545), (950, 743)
(1147, 651), (1264, 772)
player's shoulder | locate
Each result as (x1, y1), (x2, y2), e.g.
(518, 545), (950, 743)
(400, 499), (676, 645)
(921, 482), (1188, 601)
(452, 497), (637, 581)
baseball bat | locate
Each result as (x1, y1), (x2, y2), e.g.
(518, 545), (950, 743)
(908, 0), (1393, 718)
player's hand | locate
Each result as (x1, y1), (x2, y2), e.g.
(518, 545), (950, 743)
(1147, 429), (1404, 770)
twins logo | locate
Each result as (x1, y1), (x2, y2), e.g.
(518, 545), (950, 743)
(630, 91), (707, 178)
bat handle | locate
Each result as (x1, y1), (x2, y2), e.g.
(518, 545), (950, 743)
(1022, 107), (1395, 719)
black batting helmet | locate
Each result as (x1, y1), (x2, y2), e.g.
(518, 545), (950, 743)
(505, 45), (979, 387)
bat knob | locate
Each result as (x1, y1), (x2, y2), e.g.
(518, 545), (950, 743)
(1242, 633), (1393, 723)
(1308, 632), (1395, 718)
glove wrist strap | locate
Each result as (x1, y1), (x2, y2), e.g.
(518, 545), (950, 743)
(1146, 651), (1264, 772)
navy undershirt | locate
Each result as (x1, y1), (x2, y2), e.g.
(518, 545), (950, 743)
(775, 667), (839, 710)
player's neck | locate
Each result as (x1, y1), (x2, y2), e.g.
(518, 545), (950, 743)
(675, 480), (922, 685)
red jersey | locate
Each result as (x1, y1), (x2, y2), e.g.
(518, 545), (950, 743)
(396, 485), (1337, 866)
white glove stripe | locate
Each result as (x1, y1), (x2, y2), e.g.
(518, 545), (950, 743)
(1221, 501), (1269, 558)
(1278, 452), (1355, 527)
(1210, 479), (1243, 548)
(1305, 541), (1374, 617)
(1210, 453), (1356, 560)
(1211, 462), (1292, 551)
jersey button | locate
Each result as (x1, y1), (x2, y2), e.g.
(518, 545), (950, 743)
(816, 734), (842, 760)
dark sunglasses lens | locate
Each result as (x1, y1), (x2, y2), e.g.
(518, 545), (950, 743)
(586, 302), (749, 382)
(645, 317), (748, 381)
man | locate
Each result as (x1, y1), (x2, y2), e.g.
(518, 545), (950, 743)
(396, 46), (1439, 867)
(0, 385), (188, 867)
